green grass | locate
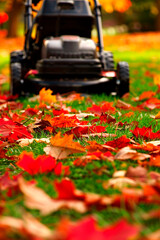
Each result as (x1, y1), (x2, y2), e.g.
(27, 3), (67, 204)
(1, 39), (160, 238)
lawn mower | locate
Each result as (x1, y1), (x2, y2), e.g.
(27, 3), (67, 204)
(10, 0), (130, 96)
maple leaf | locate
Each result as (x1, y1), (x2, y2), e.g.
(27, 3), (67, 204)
(91, 113), (116, 124)
(39, 88), (57, 104)
(139, 91), (156, 101)
(0, 171), (21, 197)
(65, 125), (106, 138)
(131, 142), (160, 154)
(17, 151), (68, 175)
(105, 135), (132, 149)
(86, 102), (116, 115)
(59, 217), (140, 240)
(52, 108), (69, 116)
(44, 114), (80, 128)
(0, 118), (33, 142)
(44, 132), (85, 159)
(86, 140), (115, 152)
(131, 126), (160, 140)
(74, 151), (113, 166)
(139, 98), (160, 110)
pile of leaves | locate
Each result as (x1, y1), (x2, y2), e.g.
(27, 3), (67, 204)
(0, 87), (160, 239)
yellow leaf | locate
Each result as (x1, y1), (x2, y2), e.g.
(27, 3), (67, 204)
(39, 88), (57, 104)
(154, 74), (160, 85)
(155, 111), (160, 119)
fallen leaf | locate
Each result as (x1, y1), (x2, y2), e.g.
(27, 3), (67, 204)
(125, 166), (147, 182)
(154, 111), (160, 119)
(17, 137), (50, 147)
(103, 177), (137, 189)
(39, 88), (57, 104)
(0, 118), (33, 142)
(18, 177), (87, 215)
(116, 99), (132, 109)
(105, 135), (134, 149)
(139, 91), (156, 101)
(59, 217), (140, 240)
(0, 213), (53, 239)
(44, 114), (80, 128)
(17, 151), (65, 175)
(114, 147), (150, 161)
(65, 125), (106, 138)
(44, 132), (85, 159)
(131, 126), (160, 140)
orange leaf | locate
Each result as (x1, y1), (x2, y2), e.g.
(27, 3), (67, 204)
(44, 114), (80, 128)
(39, 88), (57, 104)
(155, 111), (160, 119)
(154, 74), (160, 85)
(139, 91), (156, 101)
(44, 132), (85, 159)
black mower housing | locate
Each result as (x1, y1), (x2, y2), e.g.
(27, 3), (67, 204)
(10, 0), (129, 96)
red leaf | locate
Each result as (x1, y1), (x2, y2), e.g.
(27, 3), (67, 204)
(44, 114), (80, 128)
(54, 178), (76, 200)
(131, 126), (160, 140)
(65, 125), (106, 138)
(52, 108), (69, 116)
(139, 91), (156, 101)
(0, 118), (33, 142)
(105, 135), (131, 149)
(64, 217), (140, 240)
(17, 151), (66, 175)
(87, 102), (116, 115)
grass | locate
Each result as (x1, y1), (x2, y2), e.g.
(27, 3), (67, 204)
(1, 32), (160, 238)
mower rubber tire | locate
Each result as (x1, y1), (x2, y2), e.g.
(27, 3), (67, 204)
(104, 51), (114, 71)
(10, 62), (22, 95)
(116, 61), (129, 97)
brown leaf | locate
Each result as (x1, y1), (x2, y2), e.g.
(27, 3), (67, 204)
(81, 133), (116, 138)
(18, 177), (87, 215)
(103, 177), (137, 189)
(17, 137), (50, 147)
(114, 147), (151, 161)
(125, 166), (147, 182)
(116, 99), (132, 109)
(0, 213), (52, 239)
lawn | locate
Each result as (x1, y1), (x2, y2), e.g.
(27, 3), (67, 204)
(0, 32), (160, 239)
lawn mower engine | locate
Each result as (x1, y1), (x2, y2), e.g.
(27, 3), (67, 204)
(37, 36), (101, 77)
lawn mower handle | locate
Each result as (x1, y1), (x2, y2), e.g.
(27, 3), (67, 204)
(24, 0), (106, 68)
(93, 0), (106, 69)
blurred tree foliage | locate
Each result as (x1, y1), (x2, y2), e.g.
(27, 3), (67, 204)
(125, 0), (160, 31)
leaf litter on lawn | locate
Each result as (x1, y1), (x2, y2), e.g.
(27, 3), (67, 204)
(0, 86), (160, 239)
(1, 30), (160, 239)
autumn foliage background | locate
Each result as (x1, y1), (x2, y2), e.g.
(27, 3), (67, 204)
(0, 0), (160, 239)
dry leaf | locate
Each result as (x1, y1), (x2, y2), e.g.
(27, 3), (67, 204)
(17, 138), (50, 147)
(44, 132), (85, 159)
(114, 147), (151, 161)
(116, 99), (132, 109)
(18, 177), (87, 215)
(103, 177), (137, 189)
(0, 213), (53, 239)
(154, 111), (160, 119)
